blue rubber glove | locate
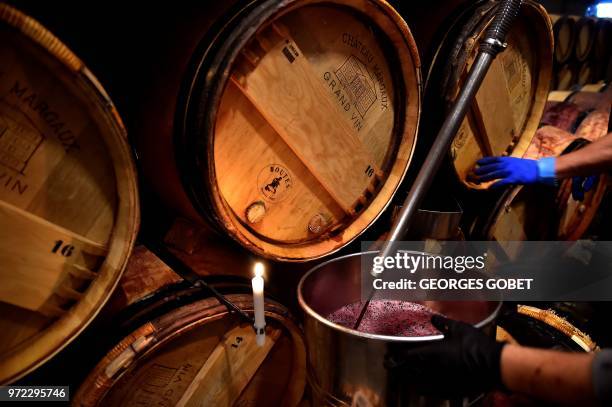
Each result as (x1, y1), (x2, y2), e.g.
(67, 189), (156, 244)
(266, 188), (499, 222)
(571, 175), (598, 201)
(473, 156), (557, 187)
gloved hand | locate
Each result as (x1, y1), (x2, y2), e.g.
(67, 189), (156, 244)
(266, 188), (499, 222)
(384, 315), (506, 397)
(571, 175), (598, 201)
(472, 156), (556, 187)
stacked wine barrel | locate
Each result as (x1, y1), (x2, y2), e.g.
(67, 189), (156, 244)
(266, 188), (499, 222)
(1, 1), (609, 404)
(0, 4), (140, 383)
(73, 247), (306, 407)
(0, 0), (421, 398)
(127, 0), (422, 262)
(551, 15), (611, 90)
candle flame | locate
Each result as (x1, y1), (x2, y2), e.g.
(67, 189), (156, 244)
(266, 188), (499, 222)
(254, 262), (265, 278)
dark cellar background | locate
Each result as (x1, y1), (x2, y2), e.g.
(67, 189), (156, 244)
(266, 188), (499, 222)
(2, 0), (611, 401)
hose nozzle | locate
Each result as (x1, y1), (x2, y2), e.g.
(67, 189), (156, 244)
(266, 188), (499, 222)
(480, 0), (523, 55)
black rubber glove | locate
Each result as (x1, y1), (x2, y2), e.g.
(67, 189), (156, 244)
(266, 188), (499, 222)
(384, 315), (506, 398)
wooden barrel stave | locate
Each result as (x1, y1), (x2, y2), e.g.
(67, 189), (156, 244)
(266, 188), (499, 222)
(574, 17), (596, 62)
(576, 110), (612, 142)
(554, 63), (578, 91)
(540, 103), (583, 132)
(557, 124), (611, 240)
(577, 61), (594, 86)
(542, 84), (611, 132)
(0, 4), (139, 383)
(566, 84), (611, 112)
(73, 294), (306, 407)
(524, 125), (577, 160)
(557, 172), (608, 241)
(552, 15), (576, 65)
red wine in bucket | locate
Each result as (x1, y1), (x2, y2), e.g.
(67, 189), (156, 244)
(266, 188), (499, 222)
(326, 300), (442, 336)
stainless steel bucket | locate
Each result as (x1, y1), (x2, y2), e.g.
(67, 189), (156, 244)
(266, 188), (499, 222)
(297, 251), (501, 406)
(393, 198), (464, 240)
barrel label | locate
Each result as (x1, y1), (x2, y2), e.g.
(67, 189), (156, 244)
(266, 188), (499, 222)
(0, 114), (43, 174)
(258, 164), (293, 203)
(129, 362), (194, 406)
(323, 70), (367, 132)
(341, 33), (389, 112)
(321, 32), (391, 135)
(0, 170), (28, 196)
(335, 55), (377, 118)
(6, 80), (80, 153)
(142, 364), (178, 387)
(281, 40), (299, 64)
(0, 113), (38, 197)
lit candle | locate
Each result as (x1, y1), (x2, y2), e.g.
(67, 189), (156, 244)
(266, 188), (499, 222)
(252, 262), (266, 346)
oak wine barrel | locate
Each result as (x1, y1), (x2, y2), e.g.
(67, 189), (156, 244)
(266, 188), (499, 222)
(124, 0), (422, 262)
(556, 139), (608, 240)
(575, 108), (612, 143)
(552, 15), (576, 65)
(499, 304), (598, 352)
(579, 82), (609, 92)
(0, 4), (139, 383)
(476, 184), (556, 245)
(593, 19), (612, 62)
(577, 60), (595, 87)
(490, 302), (601, 405)
(554, 63), (578, 90)
(548, 82), (609, 110)
(477, 139), (608, 244)
(543, 83), (610, 131)
(524, 125), (577, 159)
(540, 104), (583, 133)
(73, 294), (306, 407)
(424, 0), (553, 190)
(575, 17), (596, 62)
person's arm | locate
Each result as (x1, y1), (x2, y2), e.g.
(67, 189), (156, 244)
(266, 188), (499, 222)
(472, 132), (612, 187)
(501, 344), (596, 405)
(555, 132), (612, 178)
(385, 316), (602, 405)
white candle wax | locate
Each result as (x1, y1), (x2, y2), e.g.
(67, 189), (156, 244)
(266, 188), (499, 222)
(252, 275), (265, 327)
(252, 262), (266, 347)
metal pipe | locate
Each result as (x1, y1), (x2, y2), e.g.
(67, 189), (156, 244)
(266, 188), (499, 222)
(382, 0), (523, 256)
(145, 240), (254, 324)
(353, 0), (523, 329)
(382, 52), (493, 255)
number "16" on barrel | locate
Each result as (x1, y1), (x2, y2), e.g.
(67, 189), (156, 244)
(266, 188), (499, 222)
(51, 240), (74, 257)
